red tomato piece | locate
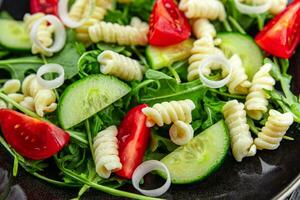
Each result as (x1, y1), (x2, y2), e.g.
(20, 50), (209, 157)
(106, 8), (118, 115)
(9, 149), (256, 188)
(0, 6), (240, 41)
(148, 0), (191, 46)
(255, 0), (300, 59)
(116, 104), (151, 179)
(0, 109), (70, 160)
(30, 0), (58, 15)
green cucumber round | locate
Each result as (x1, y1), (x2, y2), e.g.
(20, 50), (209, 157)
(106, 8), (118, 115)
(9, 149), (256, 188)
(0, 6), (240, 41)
(160, 120), (230, 184)
(58, 75), (131, 129)
(0, 19), (31, 51)
(217, 32), (264, 80)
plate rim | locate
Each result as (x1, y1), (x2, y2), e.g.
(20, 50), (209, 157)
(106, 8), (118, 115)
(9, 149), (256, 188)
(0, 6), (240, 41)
(274, 173), (300, 199)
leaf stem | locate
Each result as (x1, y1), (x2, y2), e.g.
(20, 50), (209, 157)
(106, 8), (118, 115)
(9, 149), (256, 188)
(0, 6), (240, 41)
(85, 120), (96, 162)
(228, 16), (246, 34)
(209, 89), (246, 100)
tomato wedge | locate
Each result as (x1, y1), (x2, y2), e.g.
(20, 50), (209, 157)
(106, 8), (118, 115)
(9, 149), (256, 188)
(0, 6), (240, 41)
(255, 0), (300, 59)
(0, 109), (70, 160)
(148, 0), (191, 46)
(30, 0), (58, 15)
(116, 104), (151, 179)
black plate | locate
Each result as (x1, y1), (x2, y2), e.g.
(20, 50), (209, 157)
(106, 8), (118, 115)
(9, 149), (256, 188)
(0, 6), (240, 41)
(0, 1), (300, 199)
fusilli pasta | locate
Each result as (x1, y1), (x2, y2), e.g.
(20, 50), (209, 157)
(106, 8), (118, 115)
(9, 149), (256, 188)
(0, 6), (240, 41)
(98, 50), (145, 81)
(22, 75), (57, 117)
(93, 126), (122, 179)
(179, 0), (226, 21)
(24, 13), (55, 56)
(187, 36), (224, 81)
(223, 100), (257, 162)
(20, 97), (35, 111)
(169, 121), (194, 145)
(192, 19), (216, 39)
(8, 93), (25, 103)
(245, 63), (275, 120)
(227, 55), (251, 95)
(2, 79), (21, 94)
(88, 21), (149, 46)
(0, 100), (7, 109)
(239, 0), (287, 15)
(254, 110), (294, 150)
(142, 99), (196, 127)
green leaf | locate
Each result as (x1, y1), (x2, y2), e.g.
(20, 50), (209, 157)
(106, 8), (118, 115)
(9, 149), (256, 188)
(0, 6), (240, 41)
(150, 131), (178, 153)
(139, 79), (208, 105)
(47, 30), (81, 79)
(145, 69), (173, 80)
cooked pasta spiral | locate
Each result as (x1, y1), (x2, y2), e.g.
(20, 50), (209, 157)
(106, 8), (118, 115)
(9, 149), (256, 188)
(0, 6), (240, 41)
(239, 0), (287, 15)
(88, 21), (149, 46)
(187, 36), (224, 81)
(223, 100), (257, 162)
(142, 99), (196, 127)
(130, 17), (149, 31)
(2, 79), (21, 94)
(169, 121), (194, 146)
(93, 126), (122, 179)
(8, 93), (25, 103)
(179, 0), (226, 21)
(98, 50), (145, 81)
(24, 13), (55, 56)
(69, 0), (110, 45)
(245, 63), (275, 120)
(22, 74), (57, 117)
(20, 97), (35, 112)
(0, 100), (7, 109)
(192, 19), (216, 39)
(117, 0), (132, 3)
(227, 55), (251, 95)
(254, 110), (294, 150)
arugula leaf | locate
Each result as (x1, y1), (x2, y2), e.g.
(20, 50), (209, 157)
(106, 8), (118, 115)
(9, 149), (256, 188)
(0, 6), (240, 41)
(138, 79), (208, 105)
(150, 131), (178, 153)
(267, 58), (300, 123)
(145, 69), (173, 80)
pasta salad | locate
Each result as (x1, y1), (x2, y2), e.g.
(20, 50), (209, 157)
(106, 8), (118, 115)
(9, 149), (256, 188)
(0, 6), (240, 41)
(0, 0), (299, 199)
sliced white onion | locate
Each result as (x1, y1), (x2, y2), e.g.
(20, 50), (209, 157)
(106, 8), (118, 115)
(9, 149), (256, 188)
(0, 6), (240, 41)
(36, 64), (65, 89)
(132, 160), (171, 197)
(58, 0), (94, 28)
(198, 55), (233, 89)
(234, 0), (272, 14)
(30, 15), (66, 54)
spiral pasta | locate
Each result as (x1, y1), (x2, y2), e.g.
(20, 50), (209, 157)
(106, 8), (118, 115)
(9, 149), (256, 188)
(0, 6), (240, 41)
(93, 126), (122, 179)
(239, 0), (287, 15)
(223, 100), (257, 162)
(20, 97), (35, 111)
(0, 100), (7, 109)
(88, 21), (149, 46)
(7, 93), (25, 103)
(24, 13), (55, 56)
(2, 79), (21, 94)
(192, 19), (216, 39)
(227, 55), (251, 95)
(142, 99), (196, 127)
(98, 50), (145, 81)
(179, 0), (226, 21)
(69, 0), (110, 45)
(169, 121), (194, 146)
(245, 63), (275, 120)
(22, 74), (57, 117)
(130, 17), (149, 31)
(187, 36), (224, 81)
(254, 110), (293, 150)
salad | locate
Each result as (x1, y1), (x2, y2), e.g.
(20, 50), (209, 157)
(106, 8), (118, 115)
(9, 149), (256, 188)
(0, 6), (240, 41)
(0, 0), (300, 199)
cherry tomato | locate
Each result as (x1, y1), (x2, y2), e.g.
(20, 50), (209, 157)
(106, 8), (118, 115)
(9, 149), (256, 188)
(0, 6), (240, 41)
(30, 0), (58, 15)
(116, 104), (151, 179)
(0, 109), (70, 160)
(255, 0), (300, 59)
(148, 0), (191, 46)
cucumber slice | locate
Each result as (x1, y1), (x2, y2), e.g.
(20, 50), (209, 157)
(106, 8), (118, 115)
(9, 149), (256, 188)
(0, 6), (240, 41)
(0, 19), (31, 51)
(217, 33), (263, 80)
(58, 75), (131, 129)
(160, 120), (230, 184)
(146, 39), (194, 70)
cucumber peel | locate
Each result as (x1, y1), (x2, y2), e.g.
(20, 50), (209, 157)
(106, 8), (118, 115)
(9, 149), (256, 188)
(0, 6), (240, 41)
(58, 75), (131, 129)
(160, 120), (230, 184)
(146, 39), (194, 70)
(217, 33), (264, 80)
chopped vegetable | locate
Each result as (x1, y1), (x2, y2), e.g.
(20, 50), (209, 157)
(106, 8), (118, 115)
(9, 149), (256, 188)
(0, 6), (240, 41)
(30, 0), (58, 15)
(0, 109), (70, 160)
(116, 104), (151, 179)
(58, 75), (131, 129)
(160, 120), (230, 184)
(148, 0), (191, 46)
(255, 0), (300, 59)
